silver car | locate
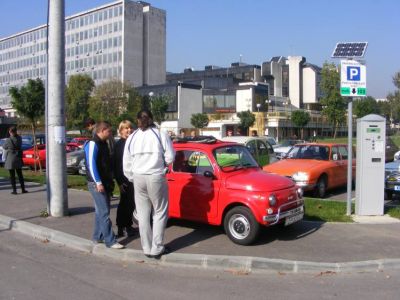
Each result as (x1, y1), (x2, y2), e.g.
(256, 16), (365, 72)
(66, 150), (85, 174)
(385, 160), (400, 200)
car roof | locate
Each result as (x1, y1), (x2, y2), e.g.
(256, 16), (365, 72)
(221, 136), (267, 144)
(173, 140), (238, 151)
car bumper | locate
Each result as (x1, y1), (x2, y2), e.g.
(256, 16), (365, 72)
(263, 200), (304, 225)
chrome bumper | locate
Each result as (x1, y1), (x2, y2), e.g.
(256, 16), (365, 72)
(263, 200), (304, 225)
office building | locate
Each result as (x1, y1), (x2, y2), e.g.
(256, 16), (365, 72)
(0, 0), (166, 115)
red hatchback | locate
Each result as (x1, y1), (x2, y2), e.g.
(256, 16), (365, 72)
(166, 139), (304, 245)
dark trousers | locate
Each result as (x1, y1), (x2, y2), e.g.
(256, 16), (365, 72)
(116, 182), (135, 228)
(9, 169), (25, 192)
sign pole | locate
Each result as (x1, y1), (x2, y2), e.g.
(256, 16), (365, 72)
(347, 98), (353, 216)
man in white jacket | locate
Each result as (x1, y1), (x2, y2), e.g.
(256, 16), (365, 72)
(123, 109), (175, 259)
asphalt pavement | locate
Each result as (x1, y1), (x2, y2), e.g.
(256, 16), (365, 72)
(1, 177), (400, 273)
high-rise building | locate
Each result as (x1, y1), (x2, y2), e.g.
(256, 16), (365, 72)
(0, 0), (166, 115)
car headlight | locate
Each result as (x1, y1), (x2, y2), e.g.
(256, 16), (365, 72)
(292, 172), (309, 181)
(386, 174), (400, 182)
(67, 156), (79, 165)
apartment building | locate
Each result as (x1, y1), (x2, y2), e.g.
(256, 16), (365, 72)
(0, 0), (166, 115)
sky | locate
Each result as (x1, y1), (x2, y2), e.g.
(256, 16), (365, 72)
(0, 0), (399, 99)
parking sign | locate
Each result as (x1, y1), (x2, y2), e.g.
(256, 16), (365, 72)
(340, 60), (367, 97)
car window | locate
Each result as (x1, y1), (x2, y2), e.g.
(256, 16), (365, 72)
(173, 150), (213, 175)
(246, 140), (257, 158)
(214, 145), (258, 171)
(256, 140), (269, 166)
(265, 141), (274, 154)
(338, 146), (348, 160)
(286, 145), (329, 160)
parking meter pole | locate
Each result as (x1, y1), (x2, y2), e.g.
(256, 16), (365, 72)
(47, 0), (68, 217)
(347, 99), (353, 216)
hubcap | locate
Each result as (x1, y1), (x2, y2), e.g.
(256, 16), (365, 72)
(228, 214), (250, 240)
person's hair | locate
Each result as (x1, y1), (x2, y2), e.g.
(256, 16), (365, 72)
(84, 117), (95, 128)
(179, 129), (185, 134)
(118, 120), (133, 134)
(95, 121), (111, 133)
(137, 109), (153, 120)
(9, 126), (17, 134)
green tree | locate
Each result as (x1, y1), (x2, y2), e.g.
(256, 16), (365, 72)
(190, 113), (209, 132)
(88, 80), (132, 129)
(393, 71), (400, 89)
(65, 74), (94, 132)
(353, 96), (379, 118)
(237, 110), (255, 135)
(291, 110), (310, 139)
(9, 78), (45, 171)
(127, 88), (147, 122)
(385, 71), (400, 124)
(150, 95), (170, 125)
(320, 62), (346, 138)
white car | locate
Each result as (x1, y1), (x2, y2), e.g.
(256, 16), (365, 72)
(221, 136), (277, 165)
(394, 150), (400, 161)
(274, 139), (305, 159)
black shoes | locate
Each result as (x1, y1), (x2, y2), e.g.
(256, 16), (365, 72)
(11, 191), (17, 195)
(117, 227), (125, 238)
(152, 246), (171, 260)
(125, 226), (138, 237)
(22, 190), (28, 193)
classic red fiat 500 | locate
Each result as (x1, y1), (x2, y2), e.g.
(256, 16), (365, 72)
(166, 138), (304, 245)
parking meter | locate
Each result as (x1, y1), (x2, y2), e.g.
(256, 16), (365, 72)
(355, 114), (385, 215)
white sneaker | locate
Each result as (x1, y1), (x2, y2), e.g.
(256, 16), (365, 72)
(110, 242), (125, 249)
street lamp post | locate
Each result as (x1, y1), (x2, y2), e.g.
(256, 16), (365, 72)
(265, 99), (273, 112)
(256, 103), (261, 112)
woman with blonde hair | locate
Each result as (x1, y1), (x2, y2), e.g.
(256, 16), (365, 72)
(113, 120), (137, 237)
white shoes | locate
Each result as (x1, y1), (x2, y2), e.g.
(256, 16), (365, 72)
(110, 242), (125, 249)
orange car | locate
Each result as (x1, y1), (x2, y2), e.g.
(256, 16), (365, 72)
(263, 143), (355, 198)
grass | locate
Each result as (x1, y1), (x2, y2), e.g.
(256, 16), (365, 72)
(303, 198), (354, 222)
(386, 207), (400, 219)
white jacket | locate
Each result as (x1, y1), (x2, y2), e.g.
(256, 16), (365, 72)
(123, 127), (175, 178)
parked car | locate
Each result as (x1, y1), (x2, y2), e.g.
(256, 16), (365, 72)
(66, 149), (85, 174)
(22, 143), (80, 169)
(384, 160), (400, 199)
(21, 134), (46, 150)
(264, 143), (356, 198)
(221, 136), (277, 165)
(70, 137), (90, 149)
(165, 139), (304, 245)
(273, 139), (305, 159)
(386, 137), (398, 162)
(265, 136), (278, 148)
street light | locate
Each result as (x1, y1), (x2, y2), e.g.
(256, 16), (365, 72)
(256, 103), (261, 112)
(265, 99), (273, 112)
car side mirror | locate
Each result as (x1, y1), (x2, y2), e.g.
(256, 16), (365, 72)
(203, 170), (215, 179)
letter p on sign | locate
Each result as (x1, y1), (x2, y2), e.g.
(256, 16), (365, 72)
(347, 66), (360, 81)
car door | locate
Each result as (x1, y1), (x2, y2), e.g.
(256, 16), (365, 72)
(338, 145), (351, 185)
(245, 140), (259, 165)
(167, 150), (220, 222)
(330, 146), (346, 187)
(256, 140), (269, 166)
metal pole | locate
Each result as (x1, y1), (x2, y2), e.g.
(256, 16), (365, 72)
(347, 99), (353, 216)
(47, 0), (68, 217)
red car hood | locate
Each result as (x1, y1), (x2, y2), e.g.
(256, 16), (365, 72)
(224, 168), (295, 192)
(264, 159), (321, 176)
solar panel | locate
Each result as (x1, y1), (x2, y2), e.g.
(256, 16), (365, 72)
(331, 42), (368, 58)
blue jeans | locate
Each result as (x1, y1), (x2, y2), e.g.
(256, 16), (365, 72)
(88, 182), (116, 247)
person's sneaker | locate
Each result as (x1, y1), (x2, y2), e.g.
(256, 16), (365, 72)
(125, 226), (138, 237)
(110, 242), (125, 249)
(117, 227), (125, 237)
(152, 246), (171, 260)
(11, 191), (17, 195)
(22, 190), (28, 193)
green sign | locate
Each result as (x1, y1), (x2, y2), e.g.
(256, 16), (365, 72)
(341, 87), (350, 95)
(357, 87), (366, 96)
(367, 128), (380, 133)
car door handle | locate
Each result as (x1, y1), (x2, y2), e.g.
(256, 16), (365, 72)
(167, 179), (175, 182)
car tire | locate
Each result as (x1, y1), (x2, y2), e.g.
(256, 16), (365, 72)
(314, 175), (327, 198)
(223, 206), (260, 245)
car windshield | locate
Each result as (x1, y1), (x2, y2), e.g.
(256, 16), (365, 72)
(214, 145), (259, 171)
(286, 145), (329, 160)
(266, 137), (276, 146)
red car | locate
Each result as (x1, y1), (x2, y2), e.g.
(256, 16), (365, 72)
(165, 139), (304, 245)
(23, 143), (80, 169)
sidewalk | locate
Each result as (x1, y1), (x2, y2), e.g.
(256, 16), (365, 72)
(1, 177), (400, 273)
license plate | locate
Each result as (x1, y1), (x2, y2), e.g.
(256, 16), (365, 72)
(26, 154), (33, 158)
(395, 186), (400, 191)
(285, 212), (303, 226)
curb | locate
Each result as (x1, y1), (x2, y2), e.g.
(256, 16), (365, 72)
(2, 214), (400, 274)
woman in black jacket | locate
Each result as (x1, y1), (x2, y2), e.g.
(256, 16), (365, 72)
(3, 127), (27, 194)
(113, 120), (137, 237)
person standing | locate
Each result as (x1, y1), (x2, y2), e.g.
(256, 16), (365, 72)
(113, 120), (137, 237)
(123, 109), (175, 259)
(3, 127), (27, 195)
(84, 121), (124, 249)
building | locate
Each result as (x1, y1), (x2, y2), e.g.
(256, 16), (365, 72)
(0, 0), (166, 116)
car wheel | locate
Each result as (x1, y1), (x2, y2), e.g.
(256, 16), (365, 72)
(223, 206), (260, 245)
(314, 175), (327, 198)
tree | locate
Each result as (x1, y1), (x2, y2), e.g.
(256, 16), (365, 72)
(320, 62), (346, 138)
(88, 80), (132, 129)
(291, 110), (310, 139)
(384, 71), (400, 124)
(237, 110), (255, 135)
(65, 74), (94, 132)
(150, 95), (170, 125)
(9, 78), (45, 171)
(353, 96), (379, 118)
(191, 113), (209, 132)
(393, 71), (400, 89)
